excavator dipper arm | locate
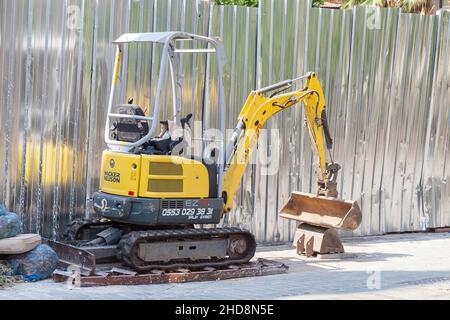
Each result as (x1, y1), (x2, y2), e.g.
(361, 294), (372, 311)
(222, 72), (335, 213)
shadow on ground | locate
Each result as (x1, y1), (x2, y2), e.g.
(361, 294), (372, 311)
(343, 232), (449, 246)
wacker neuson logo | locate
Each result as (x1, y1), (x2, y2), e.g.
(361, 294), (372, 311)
(104, 171), (120, 183)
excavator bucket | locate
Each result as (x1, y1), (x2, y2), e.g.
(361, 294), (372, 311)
(280, 191), (362, 257)
(280, 192), (361, 230)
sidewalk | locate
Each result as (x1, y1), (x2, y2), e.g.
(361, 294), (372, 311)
(0, 232), (449, 299)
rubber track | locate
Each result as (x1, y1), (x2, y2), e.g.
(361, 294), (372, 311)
(117, 227), (256, 272)
(64, 219), (112, 241)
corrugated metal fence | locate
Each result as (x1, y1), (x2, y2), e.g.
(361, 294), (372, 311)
(0, 0), (449, 242)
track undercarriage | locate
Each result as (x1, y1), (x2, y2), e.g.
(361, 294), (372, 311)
(58, 218), (256, 273)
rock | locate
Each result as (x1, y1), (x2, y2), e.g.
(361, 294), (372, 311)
(0, 211), (21, 239)
(0, 234), (42, 254)
(6, 244), (59, 282)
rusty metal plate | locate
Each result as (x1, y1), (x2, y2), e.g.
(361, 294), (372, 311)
(52, 258), (288, 287)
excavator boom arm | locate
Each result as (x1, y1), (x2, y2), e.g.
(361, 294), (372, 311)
(221, 72), (333, 212)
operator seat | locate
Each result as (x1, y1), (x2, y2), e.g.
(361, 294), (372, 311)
(141, 120), (172, 155)
(141, 113), (193, 156)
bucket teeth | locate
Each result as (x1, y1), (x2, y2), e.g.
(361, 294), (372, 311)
(296, 234), (305, 255)
(294, 223), (344, 256)
(305, 234), (315, 257)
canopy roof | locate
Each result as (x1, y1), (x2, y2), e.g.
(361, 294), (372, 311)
(113, 32), (213, 44)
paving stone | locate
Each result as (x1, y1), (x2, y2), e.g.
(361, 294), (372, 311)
(0, 233), (449, 299)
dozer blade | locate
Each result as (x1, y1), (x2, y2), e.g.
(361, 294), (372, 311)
(279, 191), (361, 257)
(279, 191), (361, 231)
(43, 238), (96, 276)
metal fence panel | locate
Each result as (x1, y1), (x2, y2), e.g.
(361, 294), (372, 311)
(342, 7), (404, 236)
(382, 11), (437, 233)
(423, 9), (450, 230)
(0, 0), (94, 238)
(0, 0), (449, 242)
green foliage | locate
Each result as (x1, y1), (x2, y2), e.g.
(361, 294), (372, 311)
(342, 0), (436, 13)
(215, 0), (259, 7)
(215, 0), (436, 11)
(342, 0), (382, 8)
(0, 263), (21, 288)
(312, 0), (326, 7)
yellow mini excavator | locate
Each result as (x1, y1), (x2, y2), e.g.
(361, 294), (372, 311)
(55, 32), (361, 272)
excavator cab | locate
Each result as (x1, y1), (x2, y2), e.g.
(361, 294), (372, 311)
(96, 32), (229, 224)
(105, 32), (226, 157)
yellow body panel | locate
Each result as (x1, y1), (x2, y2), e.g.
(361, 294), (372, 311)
(99, 151), (210, 199)
(139, 155), (209, 198)
(100, 150), (141, 196)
